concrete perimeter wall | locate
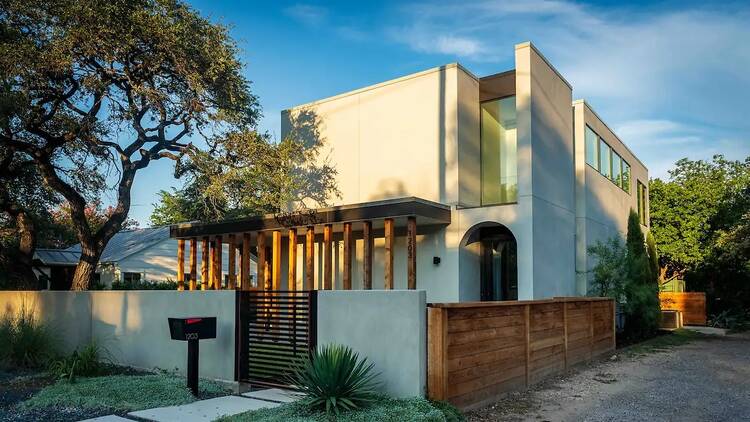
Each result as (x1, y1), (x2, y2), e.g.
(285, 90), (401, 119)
(317, 290), (427, 398)
(0, 291), (236, 381)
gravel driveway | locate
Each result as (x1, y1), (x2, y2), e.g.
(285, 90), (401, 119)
(467, 331), (750, 422)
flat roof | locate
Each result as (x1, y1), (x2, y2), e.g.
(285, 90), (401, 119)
(170, 197), (452, 239)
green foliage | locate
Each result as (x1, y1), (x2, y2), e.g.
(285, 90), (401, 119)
(288, 344), (380, 415)
(218, 396), (462, 422)
(650, 155), (750, 316)
(709, 308), (749, 331)
(587, 237), (628, 302)
(624, 329), (706, 357)
(21, 374), (229, 413)
(110, 278), (178, 290)
(0, 306), (58, 368)
(48, 341), (109, 382)
(588, 210), (660, 341)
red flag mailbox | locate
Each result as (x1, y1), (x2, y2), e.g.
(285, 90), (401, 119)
(168, 317), (216, 395)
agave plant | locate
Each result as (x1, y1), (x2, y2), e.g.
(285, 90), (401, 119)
(288, 343), (381, 415)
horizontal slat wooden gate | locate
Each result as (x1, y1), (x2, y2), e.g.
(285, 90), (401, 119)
(235, 290), (317, 388)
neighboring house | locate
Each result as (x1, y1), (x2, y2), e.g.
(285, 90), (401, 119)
(34, 227), (247, 289)
(170, 42), (649, 303)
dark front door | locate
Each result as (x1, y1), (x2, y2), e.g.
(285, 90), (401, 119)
(480, 232), (518, 301)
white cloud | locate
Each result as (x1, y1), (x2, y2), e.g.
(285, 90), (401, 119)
(284, 4), (328, 26)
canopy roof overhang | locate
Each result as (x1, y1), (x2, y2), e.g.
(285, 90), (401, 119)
(169, 197), (451, 239)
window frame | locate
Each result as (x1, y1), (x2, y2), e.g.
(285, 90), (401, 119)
(479, 94), (518, 206)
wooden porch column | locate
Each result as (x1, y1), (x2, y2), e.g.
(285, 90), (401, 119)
(214, 235), (222, 290)
(208, 240), (214, 289)
(323, 224), (332, 290)
(189, 238), (197, 290)
(384, 218), (394, 289)
(257, 231), (267, 290)
(362, 221), (373, 290)
(201, 237), (209, 290)
(272, 230), (282, 290)
(343, 222), (352, 290)
(288, 229), (297, 290)
(177, 239), (185, 291)
(241, 233), (251, 290)
(407, 216), (417, 290)
(305, 227), (315, 289)
(228, 234), (236, 289)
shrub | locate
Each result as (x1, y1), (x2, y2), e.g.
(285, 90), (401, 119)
(49, 341), (110, 382)
(288, 344), (380, 415)
(111, 278), (178, 290)
(0, 305), (57, 368)
(710, 308), (749, 331)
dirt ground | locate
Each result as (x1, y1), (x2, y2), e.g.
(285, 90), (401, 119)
(466, 331), (750, 422)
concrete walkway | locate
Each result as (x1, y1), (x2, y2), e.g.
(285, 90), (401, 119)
(80, 388), (297, 422)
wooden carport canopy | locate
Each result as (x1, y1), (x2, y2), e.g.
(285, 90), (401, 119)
(169, 197), (451, 291)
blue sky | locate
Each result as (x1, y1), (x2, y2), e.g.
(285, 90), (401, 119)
(125, 0), (750, 225)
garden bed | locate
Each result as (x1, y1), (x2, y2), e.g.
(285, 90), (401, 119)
(0, 369), (230, 422)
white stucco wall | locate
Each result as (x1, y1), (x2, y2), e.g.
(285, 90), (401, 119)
(573, 100), (649, 294)
(0, 291), (237, 381)
(316, 290), (427, 398)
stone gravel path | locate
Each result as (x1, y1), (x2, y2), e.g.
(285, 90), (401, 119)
(467, 332), (750, 422)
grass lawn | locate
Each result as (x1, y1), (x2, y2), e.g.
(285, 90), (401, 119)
(218, 397), (463, 422)
(623, 328), (708, 357)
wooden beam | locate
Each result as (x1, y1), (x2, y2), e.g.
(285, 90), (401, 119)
(228, 234), (236, 289)
(208, 239), (214, 289)
(407, 216), (417, 290)
(257, 231), (266, 290)
(362, 221), (373, 290)
(305, 227), (315, 290)
(214, 235), (223, 290)
(177, 239), (185, 291)
(427, 307), (448, 401)
(288, 229), (297, 290)
(524, 304), (531, 387)
(201, 237), (209, 290)
(272, 230), (282, 290)
(343, 222), (352, 290)
(189, 238), (197, 291)
(384, 218), (394, 290)
(241, 233), (251, 290)
(323, 224), (332, 290)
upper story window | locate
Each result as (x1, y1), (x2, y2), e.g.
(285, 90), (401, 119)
(599, 139), (612, 179)
(585, 125), (631, 193)
(585, 126), (599, 170)
(637, 180), (648, 225)
(481, 96), (517, 205)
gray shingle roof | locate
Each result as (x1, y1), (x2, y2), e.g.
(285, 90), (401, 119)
(35, 226), (170, 266)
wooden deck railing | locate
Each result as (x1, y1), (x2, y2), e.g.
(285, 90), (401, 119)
(427, 297), (615, 410)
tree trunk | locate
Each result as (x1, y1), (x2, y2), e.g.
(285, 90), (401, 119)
(71, 246), (103, 290)
(15, 210), (39, 289)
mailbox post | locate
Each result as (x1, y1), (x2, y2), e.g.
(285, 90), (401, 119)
(168, 317), (217, 395)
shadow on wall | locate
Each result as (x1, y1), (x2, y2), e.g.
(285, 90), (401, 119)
(282, 108), (340, 209)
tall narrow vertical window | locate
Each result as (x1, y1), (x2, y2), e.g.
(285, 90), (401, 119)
(585, 126), (599, 170)
(599, 139), (611, 179)
(481, 96), (517, 205)
(637, 181), (648, 225)
(612, 152), (622, 188)
(622, 161), (631, 193)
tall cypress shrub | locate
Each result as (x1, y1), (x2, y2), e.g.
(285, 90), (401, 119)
(624, 210), (661, 340)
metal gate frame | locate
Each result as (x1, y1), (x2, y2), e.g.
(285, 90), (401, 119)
(235, 290), (317, 388)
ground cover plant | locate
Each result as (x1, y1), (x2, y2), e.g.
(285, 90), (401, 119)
(219, 396), (463, 422)
(623, 328), (706, 357)
(19, 373), (228, 414)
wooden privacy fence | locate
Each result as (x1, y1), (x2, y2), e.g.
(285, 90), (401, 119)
(427, 297), (615, 410)
(659, 292), (706, 325)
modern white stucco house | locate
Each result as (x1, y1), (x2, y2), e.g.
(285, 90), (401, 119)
(171, 42), (649, 303)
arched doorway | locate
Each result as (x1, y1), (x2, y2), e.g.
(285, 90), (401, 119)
(462, 223), (518, 301)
